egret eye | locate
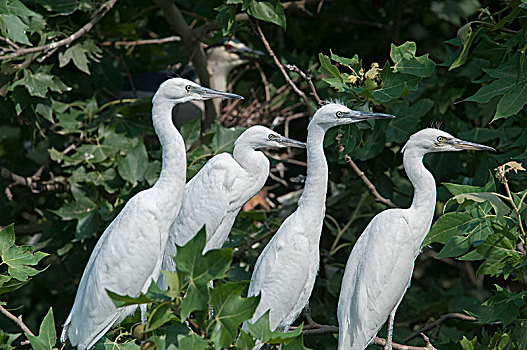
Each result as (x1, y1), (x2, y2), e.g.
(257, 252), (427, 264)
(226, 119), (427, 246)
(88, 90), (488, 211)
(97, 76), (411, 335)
(185, 85), (192, 92)
(336, 111), (343, 117)
(437, 136), (445, 142)
(268, 134), (278, 141)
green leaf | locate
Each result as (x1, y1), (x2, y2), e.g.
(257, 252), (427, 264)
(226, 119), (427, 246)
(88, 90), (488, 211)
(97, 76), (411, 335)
(211, 122), (245, 154)
(145, 302), (175, 332)
(175, 229), (232, 319)
(215, 4), (237, 36)
(353, 125), (386, 161)
(176, 333), (208, 350)
(0, 14), (30, 45)
(208, 281), (260, 348)
(371, 62), (421, 103)
(390, 41), (435, 77)
(107, 280), (167, 308)
(0, 329), (20, 350)
(118, 143), (149, 186)
(107, 290), (154, 308)
(385, 99), (433, 143)
(25, 308), (57, 350)
(0, 224), (48, 281)
(318, 53), (343, 82)
(449, 24), (483, 70)
(246, 310), (303, 344)
(446, 192), (510, 218)
(236, 330), (256, 349)
(33, 0), (78, 15)
(10, 70), (70, 98)
(423, 211), (489, 247)
(459, 336), (479, 350)
(465, 54), (527, 120)
(475, 228), (522, 277)
(282, 335), (312, 350)
(180, 117), (201, 151)
(59, 43), (91, 74)
(248, 0), (286, 29)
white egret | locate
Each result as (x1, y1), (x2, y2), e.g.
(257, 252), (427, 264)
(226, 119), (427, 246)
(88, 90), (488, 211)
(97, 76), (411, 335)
(337, 128), (495, 350)
(243, 103), (395, 340)
(60, 78), (242, 350)
(158, 125), (305, 289)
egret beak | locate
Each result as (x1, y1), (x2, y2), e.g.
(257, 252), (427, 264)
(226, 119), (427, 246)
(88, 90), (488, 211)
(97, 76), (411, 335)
(338, 110), (395, 124)
(192, 86), (244, 100)
(276, 136), (306, 148)
(447, 139), (496, 152)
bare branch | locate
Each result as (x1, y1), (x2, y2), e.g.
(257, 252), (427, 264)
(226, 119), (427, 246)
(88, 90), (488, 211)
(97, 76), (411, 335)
(335, 134), (395, 207)
(253, 20), (314, 116)
(342, 154), (396, 208)
(0, 304), (35, 337)
(299, 323), (436, 349)
(404, 313), (476, 342)
(101, 35), (181, 47)
(0, 167), (70, 194)
(155, 0), (216, 131)
(0, 0), (117, 61)
(284, 64), (322, 105)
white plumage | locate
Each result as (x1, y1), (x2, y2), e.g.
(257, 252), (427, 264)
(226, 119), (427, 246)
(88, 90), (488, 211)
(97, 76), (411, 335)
(159, 125), (305, 288)
(60, 78), (242, 350)
(243, 103), (395, 340)
(337, 128), (495, 350)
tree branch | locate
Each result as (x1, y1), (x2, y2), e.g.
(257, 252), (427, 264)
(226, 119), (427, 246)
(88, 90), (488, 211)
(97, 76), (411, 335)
(102, 35), (181, 47)
(253, 20), (314, 116)
(155, 0), (216, 131)
(300, 324), (436, 349)
(404, 313), (476, 342)
(0, 304), (35, 337)
(284, 64), (322, 105)
(0, 166), (70, 194)
(0, 0), (117, 61)
(335, 134), (396, 208)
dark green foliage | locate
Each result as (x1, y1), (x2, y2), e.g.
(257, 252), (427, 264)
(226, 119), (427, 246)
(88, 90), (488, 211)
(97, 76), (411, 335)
(0, 0), (526, 349)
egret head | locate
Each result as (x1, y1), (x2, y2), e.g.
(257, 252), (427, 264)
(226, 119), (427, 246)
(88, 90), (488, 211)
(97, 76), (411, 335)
(235, 125), (306, 150)
(310, 103), (395, 131)
(402, 128), (496, 154)
(154, 77), (243, 104)
(206, 37), (265, 67)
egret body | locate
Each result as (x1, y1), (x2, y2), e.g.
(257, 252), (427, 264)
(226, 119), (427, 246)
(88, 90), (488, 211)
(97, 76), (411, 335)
(61, 78), (242, 350)
(337, 128), (495, 350)
(243, 103), (395, 338)
(159, 125), (305, 288)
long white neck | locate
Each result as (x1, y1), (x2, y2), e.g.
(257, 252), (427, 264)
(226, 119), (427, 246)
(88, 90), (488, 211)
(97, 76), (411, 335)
(151, 96), (186, 204)
(296, 122), (328, 235)
(403, 147), (436, 242)
(233, 142), (269, 176)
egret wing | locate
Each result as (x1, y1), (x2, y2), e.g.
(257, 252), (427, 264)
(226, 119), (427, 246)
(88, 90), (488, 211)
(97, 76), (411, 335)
(338, 210), (415, 349)
(247, 217), (311, 331)
(63, 191), (164, 349)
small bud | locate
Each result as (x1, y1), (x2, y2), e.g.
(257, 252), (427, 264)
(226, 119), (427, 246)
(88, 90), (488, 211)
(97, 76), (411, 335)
(133, 324), (145, 341)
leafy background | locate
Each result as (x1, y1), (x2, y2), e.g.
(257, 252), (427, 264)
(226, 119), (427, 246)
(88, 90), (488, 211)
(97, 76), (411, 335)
(0, 0), (527, 349)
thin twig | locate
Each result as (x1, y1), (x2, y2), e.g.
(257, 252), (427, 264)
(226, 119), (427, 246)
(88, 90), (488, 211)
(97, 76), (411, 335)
(0, 167), (69, 194)
(404, 313), (476, 342)
(253, 20), (314, 116)
(0, 304), (35, 336)
(300, 323), (436, 349)
(284, 64), (322, 105)
(0, 0), (117, 61)
(342, 154), (396, 207)
(101, 35), (181, 47)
